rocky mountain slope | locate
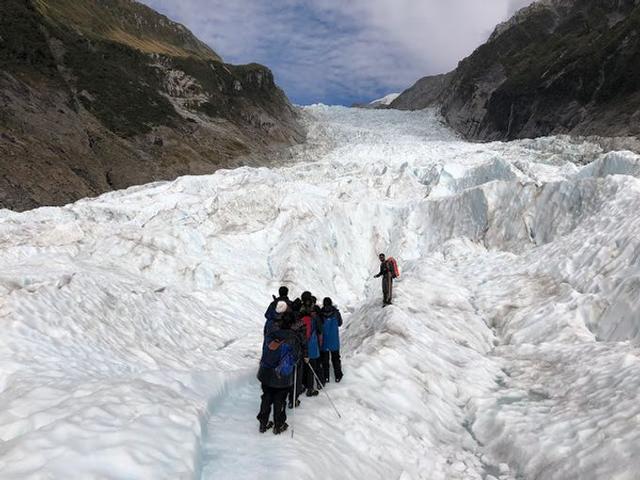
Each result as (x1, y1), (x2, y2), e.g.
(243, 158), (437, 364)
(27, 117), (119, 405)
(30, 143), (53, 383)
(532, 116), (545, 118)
(391, 0), (640, 142)
(389, 73), (453, 111)
(0, 0), (303, 211)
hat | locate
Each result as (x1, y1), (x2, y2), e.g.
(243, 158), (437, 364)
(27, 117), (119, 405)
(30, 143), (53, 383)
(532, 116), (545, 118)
(276, 301), (288, 314)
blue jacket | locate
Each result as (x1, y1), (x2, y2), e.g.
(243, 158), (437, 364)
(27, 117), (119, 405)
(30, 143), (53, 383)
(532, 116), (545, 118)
(320, 306), (342, 352)
(257, 327), (301, 389)
(302, 314), (321, 360)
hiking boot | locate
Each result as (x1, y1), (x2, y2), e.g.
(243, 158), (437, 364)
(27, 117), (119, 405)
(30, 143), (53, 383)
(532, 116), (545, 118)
(273, 423), (289, 435)
(259, 421), (274, 433)
(288, 399), (301, 409)
(324, 378), (330, 384)
(306, 389), (319, 397)
(335, 374), (343, 383)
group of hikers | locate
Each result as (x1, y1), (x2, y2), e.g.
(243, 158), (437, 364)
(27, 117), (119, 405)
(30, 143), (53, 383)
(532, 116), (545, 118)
(256, 253), (399, 435)
(257, 287), (343, 434)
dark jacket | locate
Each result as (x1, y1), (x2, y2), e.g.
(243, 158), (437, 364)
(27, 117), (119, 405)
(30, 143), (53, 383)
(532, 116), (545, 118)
(264, 295), (293, 321)
(257, 326), (302, 389)
(290, 318), (309, 359)
(320, 306), (342, 352)
(291, 298), (302, 312)
(375, 261), (392, 279)
(263, 296), (293, 335)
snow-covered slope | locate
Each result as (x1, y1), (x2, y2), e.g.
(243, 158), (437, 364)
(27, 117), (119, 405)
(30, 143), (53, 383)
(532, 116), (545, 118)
(1, 106), (640, 479)
(369, 93), (400, 107)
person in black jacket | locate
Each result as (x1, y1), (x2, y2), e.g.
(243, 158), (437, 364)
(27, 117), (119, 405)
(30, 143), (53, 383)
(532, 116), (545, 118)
(264, 287), (293, 326)
(374, 253), (393, 306)
(288, 312), (307, 408)
(257, 312), (304, 434)
(263, 300), (288, 337)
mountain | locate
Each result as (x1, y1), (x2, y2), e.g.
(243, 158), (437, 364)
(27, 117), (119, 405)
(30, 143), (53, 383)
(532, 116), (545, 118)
(389, 73), (453, 111)
(391, 0), (640, 142)
(0, 0), (303, 211)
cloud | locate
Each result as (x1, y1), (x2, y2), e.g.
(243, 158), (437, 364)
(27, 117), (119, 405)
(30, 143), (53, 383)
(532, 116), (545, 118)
(141, 0), (536, 105)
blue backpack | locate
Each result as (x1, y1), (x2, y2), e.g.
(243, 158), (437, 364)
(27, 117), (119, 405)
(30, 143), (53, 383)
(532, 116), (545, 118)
(276, 342), (295, 378)
(262, 338), (295, 378)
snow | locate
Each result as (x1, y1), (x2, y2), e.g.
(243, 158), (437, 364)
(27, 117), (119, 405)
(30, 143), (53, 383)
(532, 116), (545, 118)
(1, 105), (640, 479)
(368, 92), (400, 106)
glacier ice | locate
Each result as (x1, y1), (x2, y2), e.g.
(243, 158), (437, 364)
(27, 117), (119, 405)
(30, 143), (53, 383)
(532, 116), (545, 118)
(0, 106), (639, 479)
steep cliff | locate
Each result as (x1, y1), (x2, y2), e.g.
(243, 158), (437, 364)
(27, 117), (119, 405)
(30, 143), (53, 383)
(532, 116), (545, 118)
(392, 0), (640, 142)
(0, 0), (303, 211)
(390, 72), (453, 111)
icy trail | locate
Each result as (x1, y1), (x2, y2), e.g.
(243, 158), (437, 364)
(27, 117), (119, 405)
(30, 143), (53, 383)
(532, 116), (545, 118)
(1, 106), (640, 479)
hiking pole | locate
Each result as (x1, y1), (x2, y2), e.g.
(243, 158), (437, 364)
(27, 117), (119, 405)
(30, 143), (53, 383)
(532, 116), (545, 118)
(308, 362), (342, 419)
(291, 363), (297, 438)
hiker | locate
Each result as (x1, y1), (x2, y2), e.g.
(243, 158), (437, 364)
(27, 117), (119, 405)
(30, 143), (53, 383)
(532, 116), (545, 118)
(311, 295), (322, 316)
(264, 299), (288, 337)
(310, 296), (324, 389)
(264, 286), (293, 328)
(288, 311), (307, 409)
(374, 253), (397, 306)
(300, 296), (322, 396)
(257, 305), (305, 434)
(290, 290), (310, 314)
(320, 297), (343, 383)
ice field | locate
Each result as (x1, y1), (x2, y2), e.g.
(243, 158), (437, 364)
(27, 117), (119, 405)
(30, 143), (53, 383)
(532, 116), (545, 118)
(0, 105), (639, 479)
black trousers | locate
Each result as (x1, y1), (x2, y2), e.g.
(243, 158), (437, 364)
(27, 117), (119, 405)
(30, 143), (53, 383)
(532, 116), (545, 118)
(257, 384), (289, 428)
(305, 358), (321, 389)
(320, 350), (342, 382)
(288, 362), (304, 403)
(382, 274), (393, 304)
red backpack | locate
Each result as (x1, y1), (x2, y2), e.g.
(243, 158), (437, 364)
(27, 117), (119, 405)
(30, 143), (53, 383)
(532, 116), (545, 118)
(387, 257), (400, 278)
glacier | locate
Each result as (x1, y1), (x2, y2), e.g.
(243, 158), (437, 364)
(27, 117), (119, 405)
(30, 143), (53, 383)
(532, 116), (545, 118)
(0, 105), (639, 479)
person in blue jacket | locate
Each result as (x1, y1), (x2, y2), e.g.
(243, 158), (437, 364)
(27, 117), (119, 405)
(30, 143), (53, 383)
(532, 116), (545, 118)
(300, 296), (322, 396)
(256, 311), (304, 434)
(319, 297), (343, 383)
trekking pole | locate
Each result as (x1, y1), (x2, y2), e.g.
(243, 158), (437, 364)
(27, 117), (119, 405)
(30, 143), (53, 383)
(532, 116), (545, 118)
(308, 363), (342, 419)
(291, 363), (297, 438)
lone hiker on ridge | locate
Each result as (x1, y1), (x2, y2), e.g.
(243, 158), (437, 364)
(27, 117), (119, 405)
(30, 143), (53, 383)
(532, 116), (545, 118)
(374, 253), (398, 306)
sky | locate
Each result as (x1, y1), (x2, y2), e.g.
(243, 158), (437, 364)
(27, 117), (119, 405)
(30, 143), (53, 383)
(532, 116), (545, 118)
(141, 0), (535, 106)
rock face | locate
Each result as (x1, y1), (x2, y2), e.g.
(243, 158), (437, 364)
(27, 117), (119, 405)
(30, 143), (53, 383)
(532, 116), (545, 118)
(392, 0), (640, 142)
(0, 0), (303, 211)
(389, 73), (453, 111)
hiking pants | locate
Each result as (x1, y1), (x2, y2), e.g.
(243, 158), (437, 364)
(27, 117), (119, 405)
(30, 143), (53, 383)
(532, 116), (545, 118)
(305, 358), (321, 389)
(382, 274), (393, 304)
(257, 384), (289, 428)
(321, 350), (342, 382)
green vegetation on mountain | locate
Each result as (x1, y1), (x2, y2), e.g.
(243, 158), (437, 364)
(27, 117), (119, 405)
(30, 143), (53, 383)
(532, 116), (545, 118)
(34, 0), (221, 61)
(0, 0), (302, 211)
